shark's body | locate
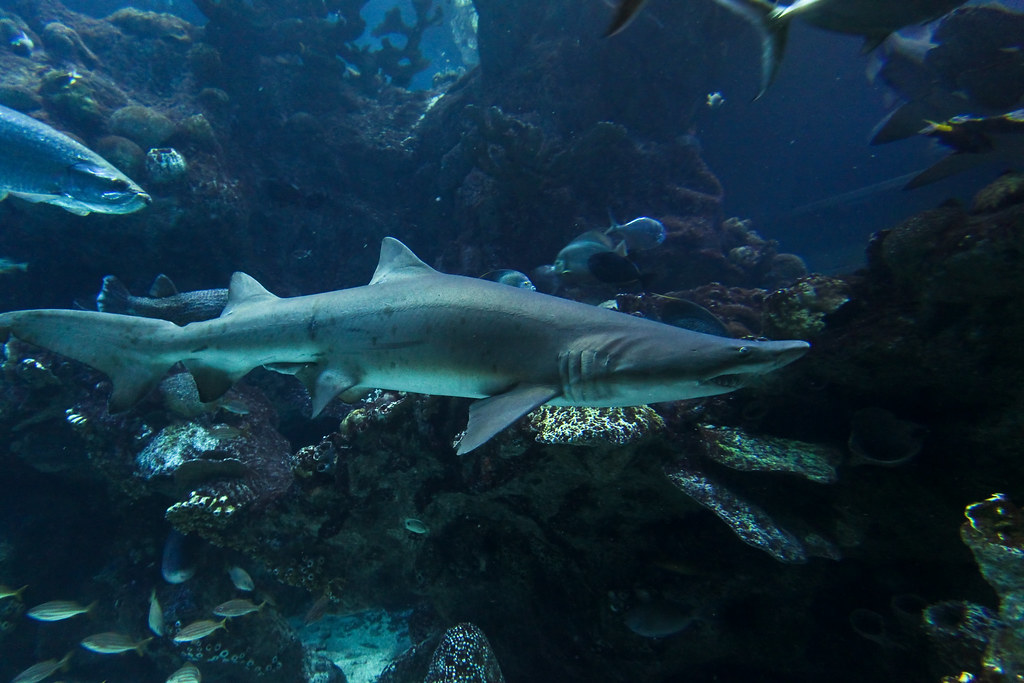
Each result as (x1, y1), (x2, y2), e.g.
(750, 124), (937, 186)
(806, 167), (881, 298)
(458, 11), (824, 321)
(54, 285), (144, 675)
(0, 238), (809, 453)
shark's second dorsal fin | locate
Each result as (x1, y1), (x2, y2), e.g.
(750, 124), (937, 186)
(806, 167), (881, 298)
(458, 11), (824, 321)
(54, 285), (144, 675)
(369, 237), (438, 285)
(221, 272), (278, 317)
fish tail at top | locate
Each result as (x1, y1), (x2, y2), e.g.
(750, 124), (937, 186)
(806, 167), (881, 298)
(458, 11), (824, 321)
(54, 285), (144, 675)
(96, 275), (132, 314)
(712, 0), (792, 97)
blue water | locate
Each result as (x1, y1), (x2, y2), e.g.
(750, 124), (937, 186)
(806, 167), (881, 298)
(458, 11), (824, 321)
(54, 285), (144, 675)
(0, 0), (1021, 681)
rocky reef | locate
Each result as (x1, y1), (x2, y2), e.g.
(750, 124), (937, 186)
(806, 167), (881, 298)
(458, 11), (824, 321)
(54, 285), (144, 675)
(0, 0), (1023, 681)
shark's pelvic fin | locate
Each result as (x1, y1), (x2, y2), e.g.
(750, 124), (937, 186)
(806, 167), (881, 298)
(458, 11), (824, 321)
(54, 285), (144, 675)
(458, 384), (560, 455)
(369, 237), (438, 285)
(296, 365), (360, 417)
(182, 360), (248, 403)
(221, 272), (279, 317)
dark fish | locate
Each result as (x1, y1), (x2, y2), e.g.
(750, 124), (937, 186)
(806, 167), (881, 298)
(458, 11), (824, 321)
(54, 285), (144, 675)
(869, 5), (1024, 144)
(608, 0), (969, 95)
(554, 230), (624, 284)
(302, 594), (330, 625)
(424, 623), (505, 683)
(586, 251), (642, 285)
(161, 529), (198, 584)
(0, 104), (149, 215)
(97, 274), (228, 325)
(623, 598), (699, 638)
(653, 295), (730, 337)
(605, 0), (651, 36)
(906, 110), (1024, 188)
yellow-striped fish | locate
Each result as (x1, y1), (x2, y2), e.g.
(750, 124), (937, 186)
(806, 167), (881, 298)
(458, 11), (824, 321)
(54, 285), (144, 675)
(26, 600), (96, 621)
(80, 632), (152, 655)
(212, 598), (265, 618)
(166, 662), (202, 683)
(173, 618), (227, 643)
(11, 651), (72, 683)
(0, 583), (28, 600)
(148, 588), (164, 636)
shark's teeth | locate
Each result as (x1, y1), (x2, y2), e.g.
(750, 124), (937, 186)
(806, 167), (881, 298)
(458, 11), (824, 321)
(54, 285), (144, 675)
(704, 374), (748, 389)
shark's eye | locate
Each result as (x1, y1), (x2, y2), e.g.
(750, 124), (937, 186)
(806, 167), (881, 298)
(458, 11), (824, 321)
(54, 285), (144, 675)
(109, 178), (131, 190)
(737, 346), (752, 355)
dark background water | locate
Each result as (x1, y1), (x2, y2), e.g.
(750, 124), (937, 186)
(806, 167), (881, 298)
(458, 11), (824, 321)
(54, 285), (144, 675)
(57, 0), (997, 275)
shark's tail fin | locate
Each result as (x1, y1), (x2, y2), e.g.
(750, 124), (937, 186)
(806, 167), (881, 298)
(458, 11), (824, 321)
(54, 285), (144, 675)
(0, 309), (181, 411)
(96, 275), (132, 314)
(712, 0), (791, 98)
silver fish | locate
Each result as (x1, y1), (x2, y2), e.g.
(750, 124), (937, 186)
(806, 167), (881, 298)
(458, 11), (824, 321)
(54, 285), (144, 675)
(605, 214), (666, 251)
(80, 632), (152, 655)
(0, 104), (150, 215)
(97, 274), (228, 326)
(26, 599), (95, 621)
(173, 618), (227, 643)
(148, 588), (164, 636)
(0, 583), (27, 600)
(480, 269), (536, 290)
(227, 566), (254, 592)
(11, 652), (72, 683)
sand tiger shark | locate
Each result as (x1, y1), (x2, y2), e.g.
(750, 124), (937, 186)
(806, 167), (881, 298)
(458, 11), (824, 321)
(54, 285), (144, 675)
(0, 238), (809, 453)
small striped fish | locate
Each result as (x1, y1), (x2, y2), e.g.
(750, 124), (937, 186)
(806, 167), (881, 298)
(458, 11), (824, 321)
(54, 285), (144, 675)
(26, 599), (95, 621)
(173, 618), (227, 643)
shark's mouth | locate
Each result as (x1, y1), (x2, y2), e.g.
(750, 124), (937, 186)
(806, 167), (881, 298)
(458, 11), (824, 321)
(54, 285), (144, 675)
(703, 373), (750, 389)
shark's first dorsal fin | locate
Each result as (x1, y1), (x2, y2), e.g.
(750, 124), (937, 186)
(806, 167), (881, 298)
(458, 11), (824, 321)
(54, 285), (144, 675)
(221, 272), (278, 317)
(369, 237), (438, 285)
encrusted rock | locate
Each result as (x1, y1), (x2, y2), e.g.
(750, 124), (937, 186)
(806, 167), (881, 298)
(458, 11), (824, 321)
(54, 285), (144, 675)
(527, 405), (664, 447)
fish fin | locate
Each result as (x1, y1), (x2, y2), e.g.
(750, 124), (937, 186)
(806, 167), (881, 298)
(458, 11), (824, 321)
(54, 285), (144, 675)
(870, 101), (935, 145)
(904, 153), (987, 190)
(712, 0), (788, 98)
(264, 361), (311, 376)
(614, 240), (628, 257)
(0, 310), (180, 411)
(294, 365), (359, 416)
(0, 190), (6, 200)
(221, 272), (278, 317)
(58, 650), (74, 670)
(860, 34), (888, 54)
(369, 237), (438, 285)
(135, 637), (153, 656)
(109, 364), (173, 412)
(96, 275), (131, 314)
(182, 361), (248, 403)
(604, 0), (650, 36)
(458, 384), (559, 455)
(149, 274), (178, 298)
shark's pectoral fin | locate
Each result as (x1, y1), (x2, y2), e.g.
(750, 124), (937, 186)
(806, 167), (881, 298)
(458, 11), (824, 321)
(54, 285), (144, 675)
(293, 365), (359, 417)
(458, 385), (560, 455)
(183, 361), (248, 403)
